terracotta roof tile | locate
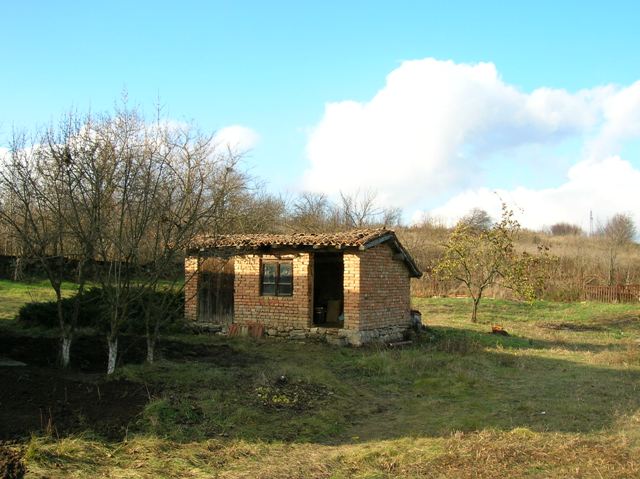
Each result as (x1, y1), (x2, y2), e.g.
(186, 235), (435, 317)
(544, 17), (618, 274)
(190, 228), (393, 250)
(188, 228), (422, 278)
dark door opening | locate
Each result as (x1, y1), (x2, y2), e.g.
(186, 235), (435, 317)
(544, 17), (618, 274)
(198, 258), (234, 324)
(313, 253), (344, 327)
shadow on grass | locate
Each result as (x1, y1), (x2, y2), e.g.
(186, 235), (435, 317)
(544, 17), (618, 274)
(3, 327), (640, 446)
(337, 327), (640, 442)
(427, 324), (629, 353)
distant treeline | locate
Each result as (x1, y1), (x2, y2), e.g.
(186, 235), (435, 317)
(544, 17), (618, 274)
(0, 255), (182, 282)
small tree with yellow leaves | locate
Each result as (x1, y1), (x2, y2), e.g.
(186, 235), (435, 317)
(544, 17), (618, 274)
(435, 204), (549, 322)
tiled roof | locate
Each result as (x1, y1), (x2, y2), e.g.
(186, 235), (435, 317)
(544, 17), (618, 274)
(190, 228), (394, 249)
(189, 228), (422, 278)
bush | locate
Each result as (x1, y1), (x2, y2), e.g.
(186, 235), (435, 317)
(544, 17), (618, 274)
(18, 287), (184, 333)
(125, 289), (184, 334)
(17, 287), (103, 328)
(550, 222), (583, 236)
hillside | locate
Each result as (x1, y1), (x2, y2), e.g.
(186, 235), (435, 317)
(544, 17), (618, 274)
(399, 225), (640, 301)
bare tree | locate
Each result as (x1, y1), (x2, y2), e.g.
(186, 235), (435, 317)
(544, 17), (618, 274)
(338, 189), (380, 228)
(0, 116), (99, 367)
(2, 99), (254, 373)
(135, 119), (248, 363)
(601, 213), (637, 285)
(224, 189), (286, 234)
(550, 222), (583, 236)
(75, 103), (251, 372)
(380, 206), (402, 228)
(603, 213), (636, 244)
(459, 208), (493, 232)
(289, 192), (331, 232)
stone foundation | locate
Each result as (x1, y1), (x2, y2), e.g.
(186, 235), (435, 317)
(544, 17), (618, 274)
(263, 324), (409, 346)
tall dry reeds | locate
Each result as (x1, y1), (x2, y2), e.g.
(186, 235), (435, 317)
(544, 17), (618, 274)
(401, 226), (640, 302)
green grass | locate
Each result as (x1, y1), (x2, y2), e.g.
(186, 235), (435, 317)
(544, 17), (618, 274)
(3, 281), (640, 477)
(0, 279), (78, 320)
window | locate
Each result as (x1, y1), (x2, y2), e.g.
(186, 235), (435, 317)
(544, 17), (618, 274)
(261, 260), (293, 296)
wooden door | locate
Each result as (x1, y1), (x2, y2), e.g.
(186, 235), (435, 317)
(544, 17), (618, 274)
(198, 258), (234, 324)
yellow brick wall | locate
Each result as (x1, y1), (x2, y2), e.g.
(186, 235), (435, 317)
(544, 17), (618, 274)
(342, 252), (361, 330)
(234, 253), (312, 328)
(184, 256), (199, 322)
(349, 244), (411, 331)
(185, 244), (411, 339)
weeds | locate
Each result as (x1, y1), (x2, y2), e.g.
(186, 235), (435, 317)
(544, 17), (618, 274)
(5, 295), (640, 477)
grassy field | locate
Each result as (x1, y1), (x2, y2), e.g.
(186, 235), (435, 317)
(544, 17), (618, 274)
(2, 282), (640, 478)
(0, 279), (78, 320)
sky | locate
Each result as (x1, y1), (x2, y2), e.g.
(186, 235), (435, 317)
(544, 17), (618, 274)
(2, 0), (640, 232)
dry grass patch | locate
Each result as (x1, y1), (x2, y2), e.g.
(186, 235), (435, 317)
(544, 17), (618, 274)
(23, 429), (640, 479)
(6, 292), (640, 478)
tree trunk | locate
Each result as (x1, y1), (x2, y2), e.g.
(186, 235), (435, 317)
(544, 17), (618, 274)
(471, 297), (481, 323)
(144, 307), (160, 364)
(54, 285), (71, 368)
(146, 335), (156, 363)
(61, 334), (72, 368)
(107, 337), (118, 375)
(13, 256), (23, 281)
(608, 248), (616, 286)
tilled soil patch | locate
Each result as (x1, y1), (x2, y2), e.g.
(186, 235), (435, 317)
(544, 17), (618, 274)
(0, 331), (254, 441)
(0, 366), (152, 441)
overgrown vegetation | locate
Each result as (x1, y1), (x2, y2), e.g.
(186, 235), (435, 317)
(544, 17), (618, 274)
(2, 280), (640, 477)
(402, 217), (640, 301)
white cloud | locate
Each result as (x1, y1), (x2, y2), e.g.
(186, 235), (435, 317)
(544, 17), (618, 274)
(588, 80), (640, 159)
(303, 59), (602, 204)
(424, 156), (640, 232)
(301, 58), (640, 229)
(214, 125), (260, 154)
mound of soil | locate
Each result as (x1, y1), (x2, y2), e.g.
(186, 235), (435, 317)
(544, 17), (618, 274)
(254, 376), (331, 412)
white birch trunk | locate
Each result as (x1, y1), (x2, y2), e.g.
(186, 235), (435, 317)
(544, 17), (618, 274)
(107, 337), (118, 375)
(13, 257), (23, 282)
(146, 336), (155, 363)
(61, 336), (72, 368)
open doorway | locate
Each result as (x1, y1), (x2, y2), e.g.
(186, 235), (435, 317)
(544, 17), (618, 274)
(313, 253), (344, 327)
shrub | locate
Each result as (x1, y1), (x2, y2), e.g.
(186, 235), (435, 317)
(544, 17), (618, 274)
(550, 222), (583, 236)
(17, 287), (103, 328)
(125, 289), (184, 334)
(18, 287), (184, 333)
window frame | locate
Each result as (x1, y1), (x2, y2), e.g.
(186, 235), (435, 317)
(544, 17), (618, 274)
(260, 259), (293, 297)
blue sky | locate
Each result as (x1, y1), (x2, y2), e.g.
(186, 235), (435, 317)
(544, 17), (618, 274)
(2, 1), (640, 229)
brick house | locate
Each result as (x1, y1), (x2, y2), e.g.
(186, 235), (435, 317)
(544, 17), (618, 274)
(184, 229), (421, 345)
